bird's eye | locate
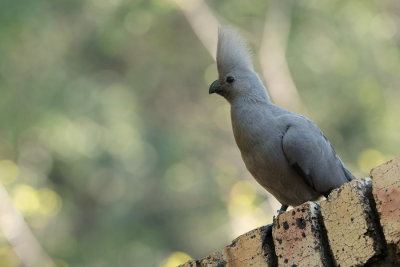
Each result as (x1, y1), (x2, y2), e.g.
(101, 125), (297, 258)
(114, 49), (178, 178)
(226, 76), (235, 83)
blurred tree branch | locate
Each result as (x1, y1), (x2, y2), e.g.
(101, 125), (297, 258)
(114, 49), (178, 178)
(173, 0), (303, 112)
(0, 184), (55, 267)
(173, 0), (219, 59)
(259, 0), (303, 111)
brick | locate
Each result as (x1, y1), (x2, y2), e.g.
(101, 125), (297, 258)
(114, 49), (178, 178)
(272, 201), (331, 266)
(180, 251), (225, 267)
(321, 178), (384, 266)
(181, 226), (275, 267)
(181, 158), (400, 267)
(371, 156), (400, 253)
(180, 260), (198, 267)
(222, 225), (275, 266)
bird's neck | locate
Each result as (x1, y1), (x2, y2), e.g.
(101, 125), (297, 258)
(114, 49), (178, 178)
(230, 84), (271, 106)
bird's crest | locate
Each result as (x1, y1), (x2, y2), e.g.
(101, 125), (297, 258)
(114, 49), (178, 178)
(217, 27), (253, 75)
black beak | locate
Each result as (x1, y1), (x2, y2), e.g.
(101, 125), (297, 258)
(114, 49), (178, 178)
(209, 80), (221, 94)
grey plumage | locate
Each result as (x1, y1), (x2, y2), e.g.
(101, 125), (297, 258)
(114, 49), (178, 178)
(209, 27), (354, 208)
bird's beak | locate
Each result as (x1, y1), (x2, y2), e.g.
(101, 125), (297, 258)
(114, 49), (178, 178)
(209, 80), (221, 94)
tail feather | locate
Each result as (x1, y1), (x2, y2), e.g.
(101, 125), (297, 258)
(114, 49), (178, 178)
(338, 156), (355, 182)
(342, 166), (355, 181)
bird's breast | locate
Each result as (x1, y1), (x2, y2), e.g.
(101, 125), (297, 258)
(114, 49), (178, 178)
(230, 106), (277, 154)
(230, 109), (283, 174)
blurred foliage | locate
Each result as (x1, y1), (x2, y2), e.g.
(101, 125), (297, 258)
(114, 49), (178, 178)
(0, 0), (399, 266)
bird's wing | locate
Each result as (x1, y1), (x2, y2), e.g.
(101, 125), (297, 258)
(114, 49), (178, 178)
(281, 119), (353, 196)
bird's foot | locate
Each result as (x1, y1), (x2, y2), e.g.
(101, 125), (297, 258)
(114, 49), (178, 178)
(276, 204), (288, 215)
(276, 209), (286, 215)
(261, 223), (273, 249)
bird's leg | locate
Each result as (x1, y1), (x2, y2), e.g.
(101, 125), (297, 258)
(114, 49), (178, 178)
(277, 204), (288, 215)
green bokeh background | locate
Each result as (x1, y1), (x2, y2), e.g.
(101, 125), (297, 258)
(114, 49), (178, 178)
(0, 0), (399, 266)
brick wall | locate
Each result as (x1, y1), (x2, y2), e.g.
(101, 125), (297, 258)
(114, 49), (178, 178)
(180, 157), (400, 267)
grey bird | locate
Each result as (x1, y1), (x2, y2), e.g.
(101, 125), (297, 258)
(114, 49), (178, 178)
(209, 27), (354, 213)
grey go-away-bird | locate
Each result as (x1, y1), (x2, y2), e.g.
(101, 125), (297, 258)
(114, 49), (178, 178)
(209, 27), (354, 213)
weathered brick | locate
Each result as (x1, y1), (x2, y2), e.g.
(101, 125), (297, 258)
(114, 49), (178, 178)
(180, 226), (275, 267)
(181, 260), (198, 267)
(371, 156), (400, 254)
(321, 178), (384, 266)
(272, 201), (331, 266)
(222, 225), (275, 266)
(181, 157), (400, 266)
(180, 251), (225, 267)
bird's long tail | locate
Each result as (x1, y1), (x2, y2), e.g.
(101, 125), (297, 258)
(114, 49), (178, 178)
(338, 156), (355, 181)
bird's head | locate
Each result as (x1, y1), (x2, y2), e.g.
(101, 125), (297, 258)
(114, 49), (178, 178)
(209, 27), (262, 102)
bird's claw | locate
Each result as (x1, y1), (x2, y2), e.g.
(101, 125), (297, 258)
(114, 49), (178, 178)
(277, 209), (286, 215)
(277, 204), (288, 215)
